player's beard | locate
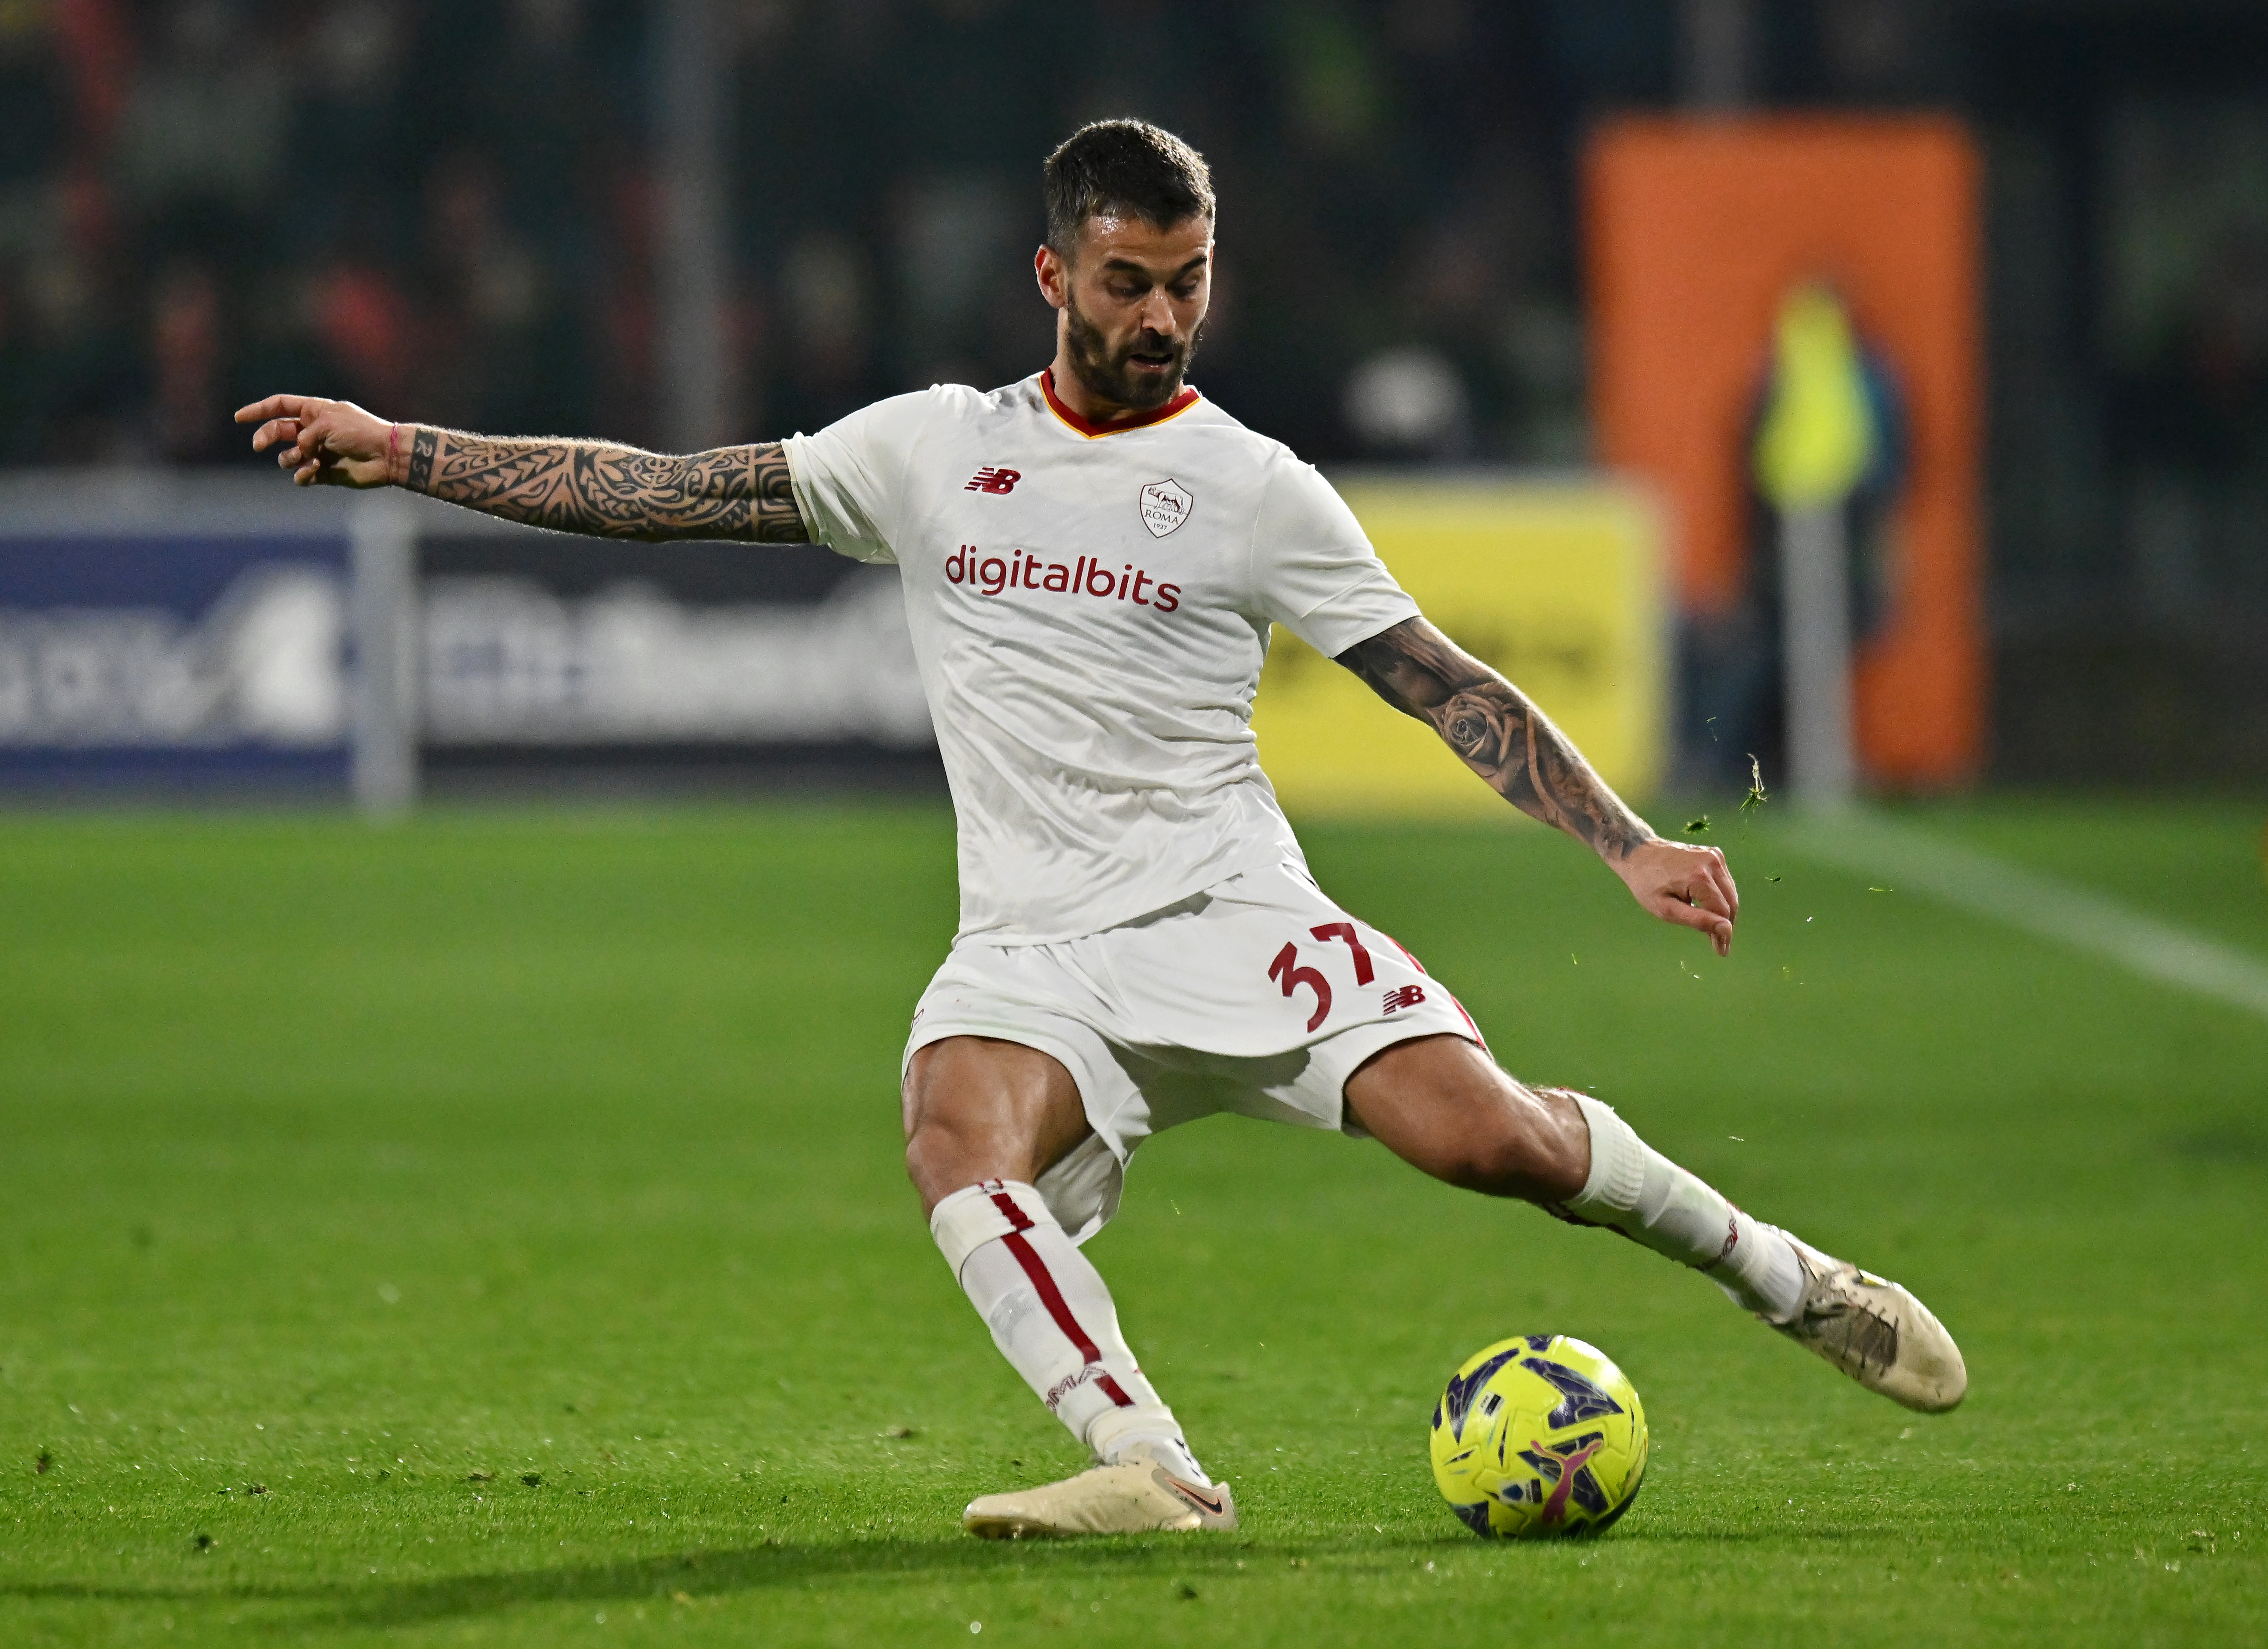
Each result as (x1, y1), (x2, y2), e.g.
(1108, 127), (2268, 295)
(1061, 289), (1204, 412)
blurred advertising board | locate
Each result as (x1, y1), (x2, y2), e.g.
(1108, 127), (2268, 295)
(0, 478), (938, 802)
(1586, 116), (1984, 788)
(413, 532), (934, 790)
(1253, 477), (1667, 819)
(0, 485), (352, 790)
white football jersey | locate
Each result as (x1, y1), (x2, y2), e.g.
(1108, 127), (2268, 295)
(784, 370), (1418, 944)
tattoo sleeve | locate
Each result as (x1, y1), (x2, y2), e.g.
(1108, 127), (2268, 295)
(1335, 616), (1656, 860)
(401, 428), (810, 543)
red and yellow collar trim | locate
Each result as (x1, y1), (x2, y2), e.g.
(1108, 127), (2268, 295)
(1040, 368), (1200, 439)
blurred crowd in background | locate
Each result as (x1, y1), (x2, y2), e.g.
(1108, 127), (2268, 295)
(0, 0), (1616, 469)
(0, 0), (652, 465)
(1, 0), (2265, 775)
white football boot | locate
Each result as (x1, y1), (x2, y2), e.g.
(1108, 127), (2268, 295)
(962, 1442), (1238, 1539)
(1765, 1233), (1967, 1413)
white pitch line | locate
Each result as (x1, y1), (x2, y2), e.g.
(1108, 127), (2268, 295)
(1780, 809), (2268, 1023)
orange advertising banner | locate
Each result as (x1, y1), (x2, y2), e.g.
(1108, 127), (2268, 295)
(1585, 116), (1984, 787)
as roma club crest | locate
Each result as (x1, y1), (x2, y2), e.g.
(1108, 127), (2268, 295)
(1139, 479), (1194, 538)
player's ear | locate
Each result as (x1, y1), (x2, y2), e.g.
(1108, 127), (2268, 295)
(1035, 243), (1069, 310)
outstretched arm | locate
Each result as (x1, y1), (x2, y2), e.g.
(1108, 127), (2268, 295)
(1336, 616), (1739, 954)
(232, 395), (809, 544)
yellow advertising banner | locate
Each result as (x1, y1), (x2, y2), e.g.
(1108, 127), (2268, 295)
(1253, 477), (1667, 818)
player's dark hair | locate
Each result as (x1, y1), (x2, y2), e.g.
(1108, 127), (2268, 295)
(1043, 120), (1214, 256)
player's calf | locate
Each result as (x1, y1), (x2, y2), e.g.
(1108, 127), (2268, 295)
(1344, 1034), (1590, 1203)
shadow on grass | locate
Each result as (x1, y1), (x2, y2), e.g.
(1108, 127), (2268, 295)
(0, 1515), (1914, 1633)
(4, 1542), (1261, 1633)
(0, 1521), (1879, 1630)
(0, 1530), (1493, 1630)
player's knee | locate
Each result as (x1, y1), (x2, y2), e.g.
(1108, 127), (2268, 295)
(903, 1110), (1030, 1212)
(903, 1117), (963, 1204)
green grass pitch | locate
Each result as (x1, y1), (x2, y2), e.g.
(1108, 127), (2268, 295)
(1, 797), (2263, 1646)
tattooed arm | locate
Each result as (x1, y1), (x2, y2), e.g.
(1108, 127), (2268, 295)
(394, 426), (810, 542)
(1337, 616), (1740, 954)
(232, 395), (810, 544)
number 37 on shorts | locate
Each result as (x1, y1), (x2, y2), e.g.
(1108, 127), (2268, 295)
(1267, 921), (1429, 1033)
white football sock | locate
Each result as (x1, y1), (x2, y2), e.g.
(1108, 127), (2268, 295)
(931, 1180), (1210, 1486)
(1564, 1094), (1806, 1323)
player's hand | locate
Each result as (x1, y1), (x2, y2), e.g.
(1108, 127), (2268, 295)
(1612, 838), (1739, 956)
(233, 395), (400, 488)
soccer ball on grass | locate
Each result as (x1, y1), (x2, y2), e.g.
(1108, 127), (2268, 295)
(1430, 1333), (1648, 1538)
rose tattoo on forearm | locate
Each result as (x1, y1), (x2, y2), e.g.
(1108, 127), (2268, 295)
(1336, 617), (1652, 859)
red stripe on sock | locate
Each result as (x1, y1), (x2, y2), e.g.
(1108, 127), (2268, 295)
(1001, 1232), (1101, 1362)
(999, 1231), (1135, 1408)
(986, 1187), (1034, 1233)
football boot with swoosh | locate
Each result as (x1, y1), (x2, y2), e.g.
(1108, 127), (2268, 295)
(1768, 1233), (1968, 1413)
(962, 1442), (1238, 1538)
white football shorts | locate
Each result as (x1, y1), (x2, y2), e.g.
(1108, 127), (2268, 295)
(904, 861), (1485, 1243)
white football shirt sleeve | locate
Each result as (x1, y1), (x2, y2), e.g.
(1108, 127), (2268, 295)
(781, 391), (938, 566)
(1250, 454), (1420, 657)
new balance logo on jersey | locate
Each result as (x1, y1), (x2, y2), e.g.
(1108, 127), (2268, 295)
(965, 466), (1021, 494)
(1382, 984), (1426, 1014)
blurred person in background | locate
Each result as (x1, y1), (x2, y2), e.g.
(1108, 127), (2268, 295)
(0, 0), (134, 461)
(149, 257), (223, 460)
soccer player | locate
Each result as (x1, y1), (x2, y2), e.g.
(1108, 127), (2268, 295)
(237, 119), (1964, 1540)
